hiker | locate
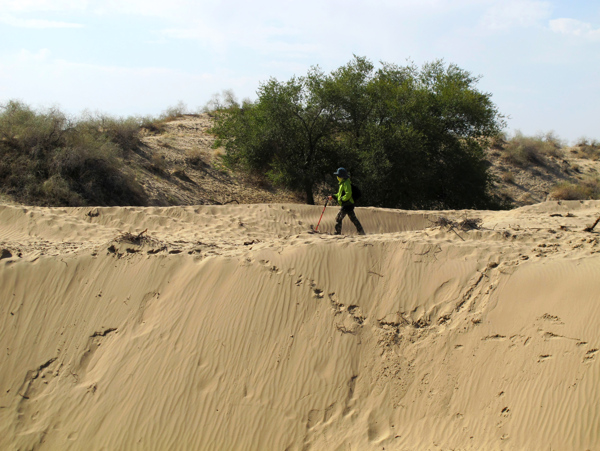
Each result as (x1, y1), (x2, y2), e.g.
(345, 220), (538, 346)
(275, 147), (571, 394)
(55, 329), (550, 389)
(328, 167), (365, 235)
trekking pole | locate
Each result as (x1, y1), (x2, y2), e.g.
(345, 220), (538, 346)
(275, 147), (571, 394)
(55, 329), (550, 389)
(314, 199), (329, 232)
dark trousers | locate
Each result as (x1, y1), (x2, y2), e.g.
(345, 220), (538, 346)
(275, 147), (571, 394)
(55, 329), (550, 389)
(335, 205), (364, 235)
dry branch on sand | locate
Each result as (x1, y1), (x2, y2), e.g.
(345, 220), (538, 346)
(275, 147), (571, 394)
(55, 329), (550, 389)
(114, 229), (160, 246)
(431, 216), (482, 231)
(584, 215), (600, 232)
(458, 218), (482, 231)
(430, 216), (482, 241)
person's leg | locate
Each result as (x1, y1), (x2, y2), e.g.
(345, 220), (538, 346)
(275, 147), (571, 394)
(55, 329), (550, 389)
(335, 208), (347, 234)
(348, 207), (365, 235)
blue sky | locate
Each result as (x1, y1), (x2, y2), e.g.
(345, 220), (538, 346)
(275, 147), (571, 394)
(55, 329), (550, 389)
(0, 0), (598, 143)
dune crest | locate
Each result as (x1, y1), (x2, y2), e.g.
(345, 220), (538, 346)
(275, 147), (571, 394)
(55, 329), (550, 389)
(1, 201), (599, 450)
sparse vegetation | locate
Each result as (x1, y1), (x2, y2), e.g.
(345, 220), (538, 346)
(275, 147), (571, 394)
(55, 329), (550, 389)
(2, 94), (598, 210)
(149, 154), (167, 174)
(186, 149), (206, 168)
(139, 102), (192, 135)
(551, 178), (600, 201)
(0, 100), (145, 206)
(572, 138), (600, 160)
(202, 90), (240, 114)
(160, 101), (189, 121)
(500, 131), (564, 168)
(501, 171), (515, 184)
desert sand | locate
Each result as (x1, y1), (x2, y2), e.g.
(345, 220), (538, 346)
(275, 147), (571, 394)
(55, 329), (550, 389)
(1, 200), (599, 450)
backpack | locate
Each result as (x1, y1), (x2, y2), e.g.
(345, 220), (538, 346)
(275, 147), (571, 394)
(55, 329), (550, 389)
(351, 183), (362, 202)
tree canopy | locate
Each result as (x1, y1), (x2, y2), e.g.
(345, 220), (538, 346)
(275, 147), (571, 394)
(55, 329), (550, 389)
(212, 56), (507, 209)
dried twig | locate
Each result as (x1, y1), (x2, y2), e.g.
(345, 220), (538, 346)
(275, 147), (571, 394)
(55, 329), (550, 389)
(585, 215), (600, 232)
(115, 229), (155, 245)
(431, 216), (465, 241)
(431, 216), (481, 239)
(431, 216), (457, 228)
(367, 271), (384, 277)
(458, 218), (482, 231)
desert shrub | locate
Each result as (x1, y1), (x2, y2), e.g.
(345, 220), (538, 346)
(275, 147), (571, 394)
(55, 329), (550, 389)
(501, 171), (515, 183)
(540, 131), (565, 156)
(572, 137), (600, 160)
(581, 148), (600, 160)
(502, 131), (564, 167)
(149, 153), (167, 174)
(517, 192), (535, 204)
(97, 115), (142, 155)
(139, 102), (192, 135)
(139, 115), (167, 134)
(160, 101), (188, 120)
(551, 178), (600, 200)
(0, 100), (146, 206)
(489, 132), (507, 150)
(186, 148), (206, 168)
(42, 175), (84, 205)
(0, 100), (67, 157)
(202, 90), (240, 113)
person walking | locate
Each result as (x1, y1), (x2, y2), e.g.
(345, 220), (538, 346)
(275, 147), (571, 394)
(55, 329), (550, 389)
(328, 167), (365, 235)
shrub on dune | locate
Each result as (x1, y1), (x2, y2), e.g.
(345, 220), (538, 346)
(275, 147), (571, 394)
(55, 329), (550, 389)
(0, 100), (146, 206)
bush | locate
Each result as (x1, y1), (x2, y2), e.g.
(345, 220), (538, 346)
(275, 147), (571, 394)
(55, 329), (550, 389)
(501, 171), (515, 183)
(572, 138), (600, 160)
(140, 115), (167, 134)
(0, 100), (146, 206)
(551, 178), (600, 200)
(501, 131), (564, 167)
(137, 102), (192, 135)
(202, 90), (239, 113)
(186, 148), (206, 168)
(149, 153), (167, 174)
(160, 101), (188, 120)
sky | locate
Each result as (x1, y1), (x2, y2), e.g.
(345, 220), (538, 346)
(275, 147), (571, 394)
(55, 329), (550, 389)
(0, 0), (598, 143)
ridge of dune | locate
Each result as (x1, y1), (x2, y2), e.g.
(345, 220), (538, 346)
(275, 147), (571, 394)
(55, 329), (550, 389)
(1, 201), (599, 450)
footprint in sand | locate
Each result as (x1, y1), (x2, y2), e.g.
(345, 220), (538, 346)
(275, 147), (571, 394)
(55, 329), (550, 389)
(268, 265), (282, 274)
(367, 409), (391, 443)
(584, 348), (598, 363)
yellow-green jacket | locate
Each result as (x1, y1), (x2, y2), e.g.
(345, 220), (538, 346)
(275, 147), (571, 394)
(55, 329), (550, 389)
(333, 178), (354, 206)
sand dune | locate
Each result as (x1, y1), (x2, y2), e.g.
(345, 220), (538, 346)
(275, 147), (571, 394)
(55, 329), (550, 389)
(1, 201), (599, 450)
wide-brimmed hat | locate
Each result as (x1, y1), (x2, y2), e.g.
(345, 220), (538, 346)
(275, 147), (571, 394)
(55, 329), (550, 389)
(333, 167), (348, 178)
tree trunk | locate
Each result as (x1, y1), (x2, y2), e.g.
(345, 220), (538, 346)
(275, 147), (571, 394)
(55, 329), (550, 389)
(304, 180), (314, 205)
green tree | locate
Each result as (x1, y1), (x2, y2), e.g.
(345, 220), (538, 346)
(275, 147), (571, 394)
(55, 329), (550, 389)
(355, 60), (506, 209)
(212, 57), (506, 209)
(214, 68), (342, 204)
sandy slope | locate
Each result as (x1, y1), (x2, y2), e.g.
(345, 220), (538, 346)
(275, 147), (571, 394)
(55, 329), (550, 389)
(1, 201), (599, 450)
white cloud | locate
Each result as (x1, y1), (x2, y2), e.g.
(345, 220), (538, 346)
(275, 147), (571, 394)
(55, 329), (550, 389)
(0, 13), (83, 28)
(549, 18), (600, 39)
(481, 0), (552, 30)
(0, 0), (88, 13)
(16, 48), (52, 62)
